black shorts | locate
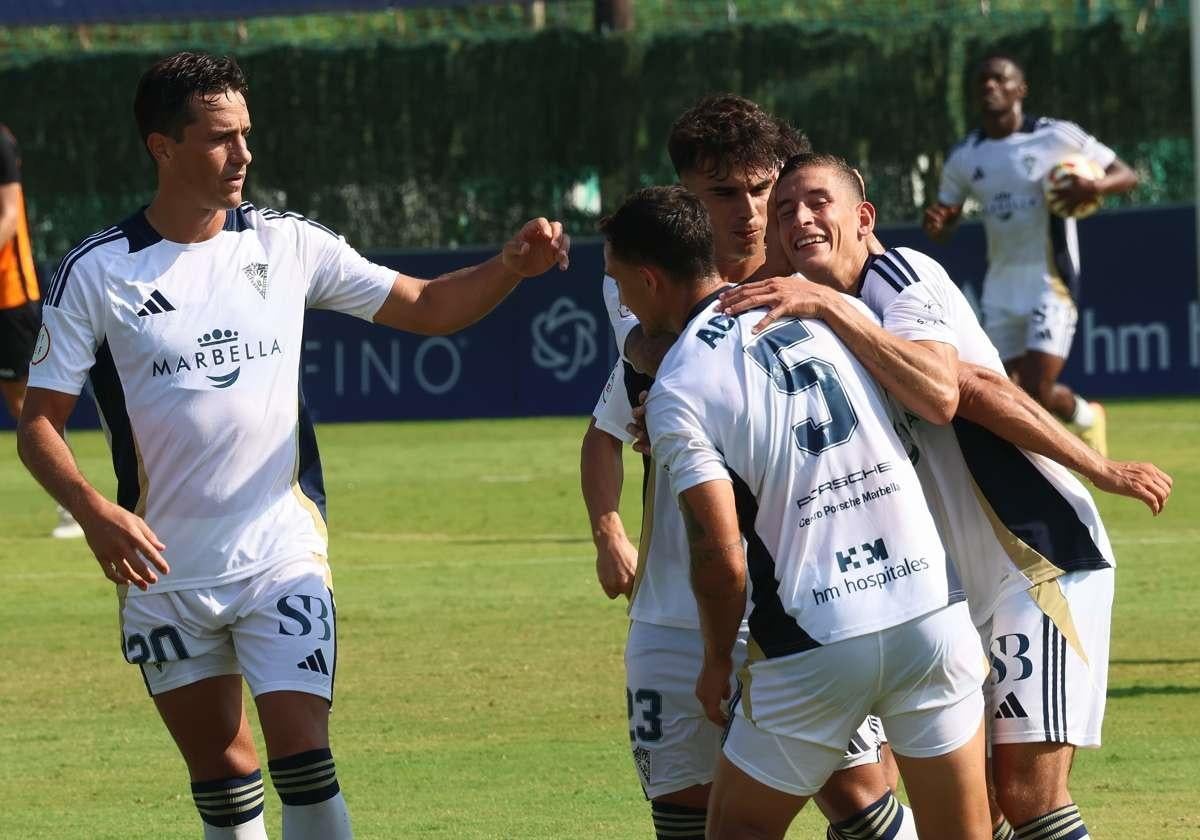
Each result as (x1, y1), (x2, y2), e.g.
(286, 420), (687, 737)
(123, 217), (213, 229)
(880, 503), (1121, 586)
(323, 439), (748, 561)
(0, 300), (42, 381)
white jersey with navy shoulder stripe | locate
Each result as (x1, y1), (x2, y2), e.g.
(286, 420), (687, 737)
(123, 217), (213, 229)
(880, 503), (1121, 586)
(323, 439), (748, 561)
(29, 203), (396, 594)
(860, 247), (1114, 627)
(937, 116), (1116, 300)
(648, 288), (961, 653)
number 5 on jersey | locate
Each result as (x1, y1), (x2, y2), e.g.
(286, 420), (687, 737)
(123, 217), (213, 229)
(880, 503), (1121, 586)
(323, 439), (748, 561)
(745, 319), (858, 454)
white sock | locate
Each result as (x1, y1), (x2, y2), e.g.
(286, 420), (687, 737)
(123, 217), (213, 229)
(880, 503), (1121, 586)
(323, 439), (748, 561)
(895, 804), (919, 839)
(281, 793), (352, 840)
(1071, 396), (1095, 428)
(203, 814), (269, 839)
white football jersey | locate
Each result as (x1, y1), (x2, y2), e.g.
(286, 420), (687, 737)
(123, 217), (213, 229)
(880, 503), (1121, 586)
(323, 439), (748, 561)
(859, 247), (1115, 626)
(937, 116), (1116, 300)
(30, 204), (396, 595)
(648, 289), (962, 653)
(593, 358), (725, 631)
(602, 274), (639, 360)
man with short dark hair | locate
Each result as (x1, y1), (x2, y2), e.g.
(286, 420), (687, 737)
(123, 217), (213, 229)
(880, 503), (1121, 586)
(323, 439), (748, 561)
(923, 53), (1138, 457)
(720, 151), (1171, 840)
(602, 184), (992, 840)
(17, 51), (569, 840)
(582, 96), (914, 840)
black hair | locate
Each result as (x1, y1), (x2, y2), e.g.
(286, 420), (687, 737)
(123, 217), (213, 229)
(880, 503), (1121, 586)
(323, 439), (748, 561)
(134, 51), (248, 152)
(976, 52), (1026, 81)
(668, 93), (811, 180)
(599, 186), (717, 285)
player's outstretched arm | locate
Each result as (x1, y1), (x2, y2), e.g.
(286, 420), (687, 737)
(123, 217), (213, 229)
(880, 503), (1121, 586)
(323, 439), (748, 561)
(719, 278), (960, 424)
(373, 218), (570, 335)
(17, 387), (169, 588)
(922, 203), (962, 243)
(580, 418), (637, 600)
(679, 479), (746, 727)
(956, 363), (1172, 513)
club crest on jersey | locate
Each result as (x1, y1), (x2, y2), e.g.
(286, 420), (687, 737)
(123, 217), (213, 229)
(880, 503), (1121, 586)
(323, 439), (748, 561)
(243, 262), (269, 299)
(1022, 155), (1038, 177)
(150, 325), (283, 387)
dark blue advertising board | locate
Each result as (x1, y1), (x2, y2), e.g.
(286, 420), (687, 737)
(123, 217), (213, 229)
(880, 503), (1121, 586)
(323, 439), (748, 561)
(4, 205), (1197, 432)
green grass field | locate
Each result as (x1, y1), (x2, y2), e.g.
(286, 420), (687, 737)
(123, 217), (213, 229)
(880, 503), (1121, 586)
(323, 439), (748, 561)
(1, 400), (1197, 838)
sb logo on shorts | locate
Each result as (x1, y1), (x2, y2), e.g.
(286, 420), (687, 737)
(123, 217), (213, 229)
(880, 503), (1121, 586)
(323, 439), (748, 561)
(277, 594), (332, 641)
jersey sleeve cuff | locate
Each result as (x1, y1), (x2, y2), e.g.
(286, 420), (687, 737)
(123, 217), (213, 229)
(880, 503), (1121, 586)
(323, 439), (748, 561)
(593, 415), (635, 444)
(25, 377), (86, 396)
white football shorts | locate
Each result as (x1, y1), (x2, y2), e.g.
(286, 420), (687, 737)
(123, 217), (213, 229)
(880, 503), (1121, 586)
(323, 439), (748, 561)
(723, 602), (985, 797)
(982, 567), (1113, 749)
(117, 555), (337, 700)
(981, 267), (1078, 362)
(625, 621), (883, 799)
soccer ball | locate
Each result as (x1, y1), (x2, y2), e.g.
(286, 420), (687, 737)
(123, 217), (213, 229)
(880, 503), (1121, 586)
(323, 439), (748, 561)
(1043, 154), (1106, 219)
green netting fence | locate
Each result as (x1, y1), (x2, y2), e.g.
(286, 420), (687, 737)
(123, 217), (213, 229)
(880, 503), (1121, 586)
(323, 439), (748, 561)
(1, 14), (1192, 262)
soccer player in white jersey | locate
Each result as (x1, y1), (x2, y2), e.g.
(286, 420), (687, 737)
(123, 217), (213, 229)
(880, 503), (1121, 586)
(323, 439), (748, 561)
(719, 152), (1172, 840)
(580, 95), (915, 840)
(602, 184), (993, 840)
(923, 53), (1138, 457)
(15, 53), (569, 840)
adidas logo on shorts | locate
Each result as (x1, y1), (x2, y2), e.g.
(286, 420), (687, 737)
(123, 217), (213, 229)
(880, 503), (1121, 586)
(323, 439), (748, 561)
(994, 691), (1028, 719)
(297, 649), (330, 676)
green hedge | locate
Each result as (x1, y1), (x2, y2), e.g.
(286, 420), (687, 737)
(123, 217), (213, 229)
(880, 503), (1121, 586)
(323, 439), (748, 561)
(4, 17), (1191, 262)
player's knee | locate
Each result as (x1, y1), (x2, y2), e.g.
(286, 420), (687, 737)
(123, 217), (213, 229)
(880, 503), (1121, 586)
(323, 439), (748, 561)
(992, 772), (1069, 824)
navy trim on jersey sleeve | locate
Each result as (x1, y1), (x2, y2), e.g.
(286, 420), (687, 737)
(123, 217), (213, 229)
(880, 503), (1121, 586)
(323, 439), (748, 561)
(727, 467), (823, 659)
(0, 124), (19, 183)
(261, 208), (338, 240)
(90, 339), (144, 513)
(871, 250), (922, 293)
(951, 418), (1109, 573)
(45, 226), (125, 307)
(297, 383), (328, 522)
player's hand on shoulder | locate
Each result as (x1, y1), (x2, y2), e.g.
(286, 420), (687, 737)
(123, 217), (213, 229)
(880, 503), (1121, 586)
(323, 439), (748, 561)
(502, 218), (570, 277)
(595, 533), (638, 600)
(695, 654), (733, 726)
(1091, 459), (1173, 515)
(718, 274), (834, 334)
(76, 499), (169, 590)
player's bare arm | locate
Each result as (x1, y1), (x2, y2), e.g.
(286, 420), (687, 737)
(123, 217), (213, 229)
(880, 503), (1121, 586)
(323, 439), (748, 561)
(580, 417), (637, 599)
(0, 182), (20, 246)
(719, 277), (960, 424)
(373, 217), (570, 334)
(679, 479), (745, 727)
(957, 362), (1172, 513)
(17, 387), (169, 589)
(922, 202), (962, 243)
(1050, 157), (1139, 214)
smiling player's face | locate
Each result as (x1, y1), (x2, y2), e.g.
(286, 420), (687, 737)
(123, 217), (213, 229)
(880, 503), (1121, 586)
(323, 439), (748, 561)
(157, 89), (253, 211)
(774, 165), (872, 292)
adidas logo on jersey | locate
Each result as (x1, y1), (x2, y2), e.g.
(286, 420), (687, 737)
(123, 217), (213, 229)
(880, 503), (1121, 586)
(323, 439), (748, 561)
(297, 649), (331, 676)
(137, 290), (176, 316)
(971, 166), (985, 181)
(994, 691), (1029, 719)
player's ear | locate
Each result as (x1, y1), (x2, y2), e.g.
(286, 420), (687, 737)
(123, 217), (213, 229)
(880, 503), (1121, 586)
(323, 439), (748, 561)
(146, 132), (172, 166)
(857, 201), (876, 239)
